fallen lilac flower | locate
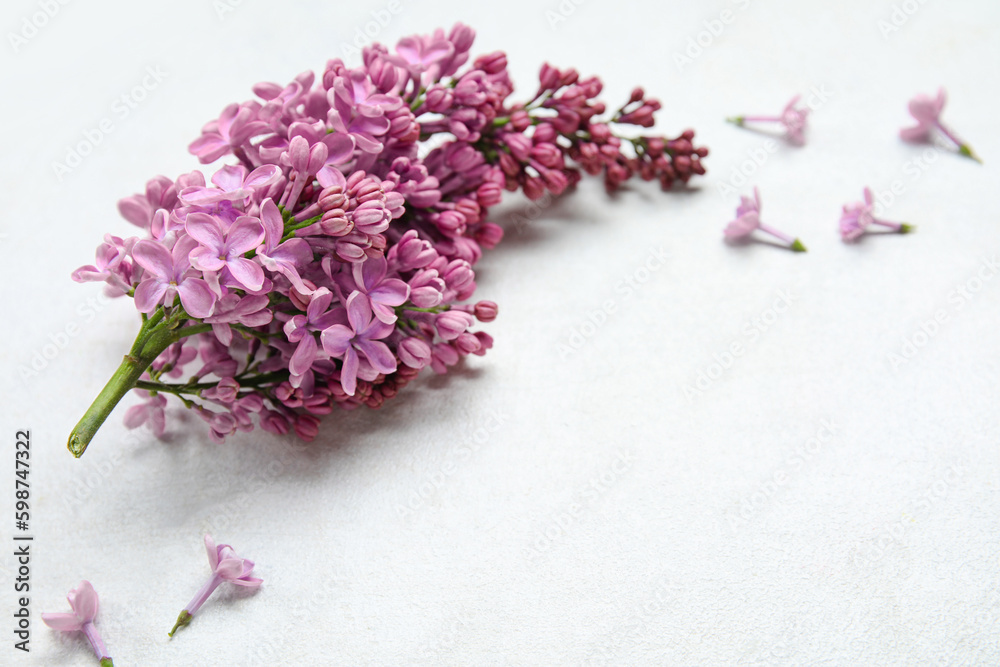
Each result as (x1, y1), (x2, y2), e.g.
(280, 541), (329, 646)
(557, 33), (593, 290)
(169, 535), (262, 637)
(41, 581), (114, 667)
(727, 95), (809, 145)
(724, 187), (806, 252)
(839, 187), (914, 242)
(900, 87), (981, 163)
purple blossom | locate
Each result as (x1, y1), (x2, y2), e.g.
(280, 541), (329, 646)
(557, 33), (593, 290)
(185, 213), (266, 291)
(724, 188), (806, 252)
(67, 22), (707, 454)
(203, 294), (273, 345)
(727, 95), (809, 145)
(283, 288), (342, 388)
(71, 234), (135, 295)
(42, 581), (113, 666)
(839, 187), (914, 242)
(321, 292), (397, 396)
(179, 164), (282, 207)
(132, 236), (217, 317)
(900, 88), (981, 163)
(189, 102), (271, 163)
(169, 535), (262, 637)
(117, 175), (178, 230)
(123, 390), (168, 437)
(339, 256), (409, 324)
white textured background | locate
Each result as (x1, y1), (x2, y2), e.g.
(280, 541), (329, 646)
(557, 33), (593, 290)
(2, 0), (999, 665)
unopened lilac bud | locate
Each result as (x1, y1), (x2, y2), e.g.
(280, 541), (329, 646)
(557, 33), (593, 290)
(409, 269), (445, 307)
(473, 300), (498, 322)
(472, 331), (494, 356)
(455, 332), (481, 354)
(539, 63), (561, 91)
(477, 181), (503, 207)
(475, 223), (504, 249)
(398, 337), (432, 369)
(509, 109), (531, 132)
(289, 279), (318, 310)
(436, 311), (475, 340)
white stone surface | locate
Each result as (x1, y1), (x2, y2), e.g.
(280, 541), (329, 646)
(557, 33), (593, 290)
(1, 0), (998, 664)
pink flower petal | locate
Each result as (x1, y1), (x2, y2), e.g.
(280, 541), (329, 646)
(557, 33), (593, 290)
(132, 240), (174, 278)
(229, 576), (263, 588)
(226, 217), (266, 255)
(259, 198), (283, 253)
(68, 581), (99, 622)
(215, 557), (246, 580)
(227, 257), (265, 292)
(40, 613), (83, 632)
(340, 347), (359, 396)
(133, 278), (168, 313)
(320, 324), (352, 357)
(290, 335), (318, 376)
(211, 164), (248, 192)
(176, 278), (217, 318)
(205, 535), (220, 570)
(245, 164), (282, 189)
(356, 339), (397, 375)
(184, 213), (225, 252)
(345, 291), (372, 332)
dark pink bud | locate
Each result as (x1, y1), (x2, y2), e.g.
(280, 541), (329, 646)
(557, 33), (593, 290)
(398, 337), (432, 369)
(475, 223), (504, 249)
(509, 109), (531, 132)
(455, 332), (482, 354)
(523, 176), (545, 201)
(539, 63), (561, 91)
(473, 300), (498, 322)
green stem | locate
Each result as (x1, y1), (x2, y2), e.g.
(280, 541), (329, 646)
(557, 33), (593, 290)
(135, 370), (289, 396)
(67, 318), (208, 458)
(168, 610), (192, 638)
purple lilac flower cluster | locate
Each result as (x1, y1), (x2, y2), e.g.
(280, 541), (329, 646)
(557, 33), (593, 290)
(69, 24), (707, 454)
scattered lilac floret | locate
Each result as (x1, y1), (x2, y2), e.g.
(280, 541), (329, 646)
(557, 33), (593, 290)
(169, 535), (262, 637)
(839, 187), (914, 242)
(900, 87), (982, 163)
(41, 581), (114, 667)
(724, 187), (806, 252)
